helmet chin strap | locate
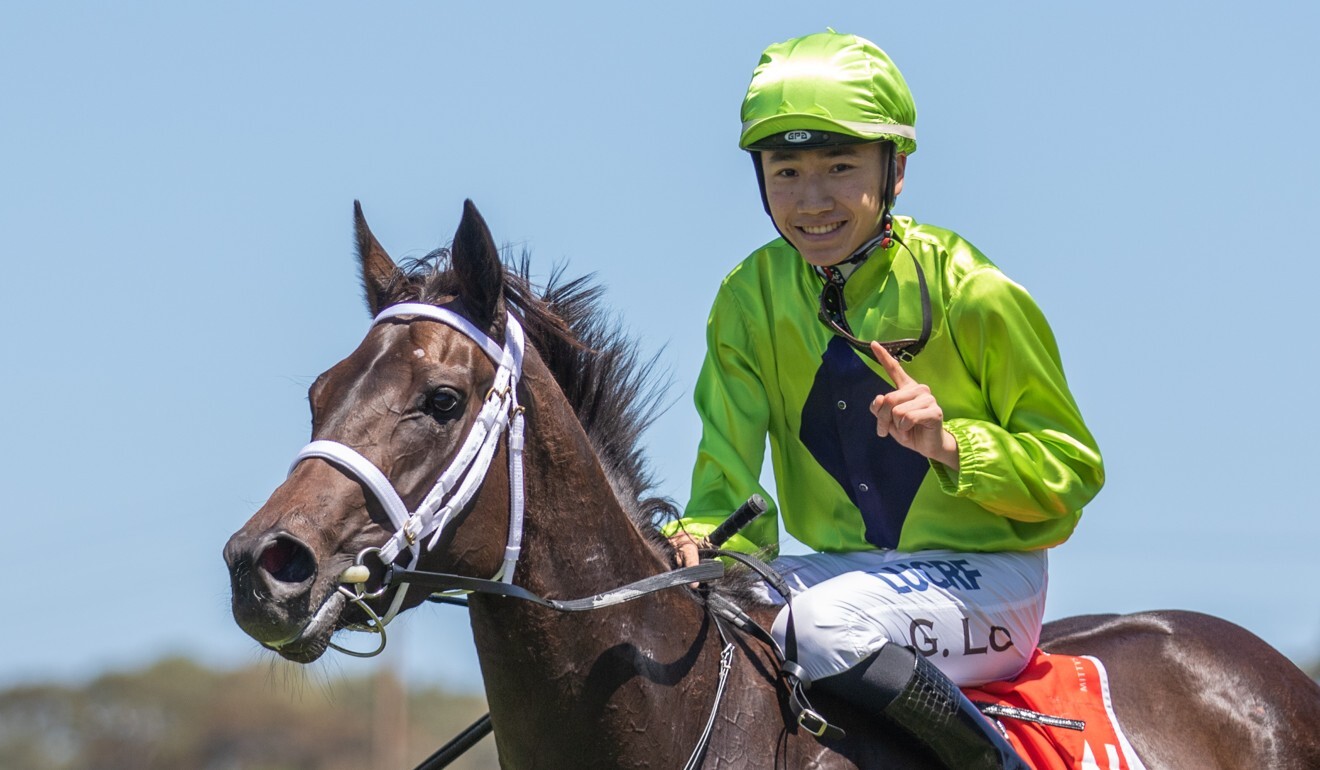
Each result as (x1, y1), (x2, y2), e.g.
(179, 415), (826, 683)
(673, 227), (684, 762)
(752, 142), (898, 276)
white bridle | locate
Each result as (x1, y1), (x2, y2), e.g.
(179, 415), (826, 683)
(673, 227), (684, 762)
(288, 302), (527, 631)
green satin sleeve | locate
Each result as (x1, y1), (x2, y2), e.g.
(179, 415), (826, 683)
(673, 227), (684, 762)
(670, 288), (780, 555)
(928, 267), (1104, 521)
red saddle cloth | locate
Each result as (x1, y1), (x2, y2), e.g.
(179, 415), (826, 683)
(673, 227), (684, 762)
(961, 650), (1146, 770)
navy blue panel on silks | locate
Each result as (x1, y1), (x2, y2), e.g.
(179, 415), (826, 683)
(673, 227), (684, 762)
(799, 336), (930, 548)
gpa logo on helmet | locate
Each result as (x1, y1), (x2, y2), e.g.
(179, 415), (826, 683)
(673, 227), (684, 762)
(785, 130), (813, 143)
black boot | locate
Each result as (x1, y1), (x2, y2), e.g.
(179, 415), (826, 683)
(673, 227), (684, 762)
(814, 643), (1029, 770)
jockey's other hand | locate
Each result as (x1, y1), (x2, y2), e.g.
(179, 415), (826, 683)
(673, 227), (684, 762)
(869, 341), (961, 471)
(668, 530), (704, 570)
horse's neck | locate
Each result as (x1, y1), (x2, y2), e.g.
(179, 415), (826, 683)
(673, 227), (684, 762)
(467, 363), (713, 765)
(463, 364), (923, 768)
(507, 363), (669, 597)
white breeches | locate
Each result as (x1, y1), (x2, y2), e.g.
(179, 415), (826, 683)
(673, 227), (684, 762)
(750, 549), (1048, 687)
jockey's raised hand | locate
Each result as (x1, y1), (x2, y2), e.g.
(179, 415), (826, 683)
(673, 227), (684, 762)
(868, 340), (960, 471)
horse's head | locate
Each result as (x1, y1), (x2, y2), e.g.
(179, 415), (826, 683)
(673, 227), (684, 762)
(224, 201), (517, 662)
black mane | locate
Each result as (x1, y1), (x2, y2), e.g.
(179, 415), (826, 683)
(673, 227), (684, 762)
(380, 248), (680, 542)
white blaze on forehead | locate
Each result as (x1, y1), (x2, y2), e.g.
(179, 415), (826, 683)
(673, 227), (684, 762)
(413, 348), (426, 359)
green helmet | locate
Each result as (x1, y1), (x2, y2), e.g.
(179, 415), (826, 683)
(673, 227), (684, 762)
(739, 31), (917, 155)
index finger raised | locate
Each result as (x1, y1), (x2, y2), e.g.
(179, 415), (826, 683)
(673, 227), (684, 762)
(870, 340), (916, 387)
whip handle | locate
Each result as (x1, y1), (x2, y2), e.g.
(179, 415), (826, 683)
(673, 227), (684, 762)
(708, 495), (768, 548)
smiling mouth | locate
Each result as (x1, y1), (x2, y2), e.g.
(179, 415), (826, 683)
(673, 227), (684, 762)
(799, 222), (845, 235)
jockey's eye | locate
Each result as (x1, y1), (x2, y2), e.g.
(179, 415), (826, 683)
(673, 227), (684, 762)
(424, 387), (464, 420)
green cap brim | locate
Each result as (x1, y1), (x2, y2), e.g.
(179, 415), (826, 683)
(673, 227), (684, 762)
(741, 114), (916, 154)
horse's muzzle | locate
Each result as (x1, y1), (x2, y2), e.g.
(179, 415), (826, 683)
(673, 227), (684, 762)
(224, 529), (321, 646)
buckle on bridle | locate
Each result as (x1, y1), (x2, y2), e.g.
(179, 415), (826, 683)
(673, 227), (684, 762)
(798, 707), (830, 738)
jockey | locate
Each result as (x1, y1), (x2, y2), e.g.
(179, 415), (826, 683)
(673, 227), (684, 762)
(667, 31), (1104, 769)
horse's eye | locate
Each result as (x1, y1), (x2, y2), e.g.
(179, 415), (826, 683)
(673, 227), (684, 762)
(426, 388), (464, 419)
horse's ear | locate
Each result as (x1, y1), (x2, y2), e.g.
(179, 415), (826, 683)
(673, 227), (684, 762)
(450, 199), (505, 332)
(355, 200), (396, 316)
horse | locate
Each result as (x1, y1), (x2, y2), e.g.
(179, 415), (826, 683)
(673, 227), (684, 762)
(224, 201), (1320, 769)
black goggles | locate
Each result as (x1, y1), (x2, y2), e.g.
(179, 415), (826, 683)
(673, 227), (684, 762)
(816, 252), (931, 364)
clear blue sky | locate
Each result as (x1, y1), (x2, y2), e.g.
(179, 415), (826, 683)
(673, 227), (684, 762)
(3, 3), (1317, 694)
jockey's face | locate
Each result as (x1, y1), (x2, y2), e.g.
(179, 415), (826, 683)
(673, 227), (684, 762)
(761, 142), (906, 267)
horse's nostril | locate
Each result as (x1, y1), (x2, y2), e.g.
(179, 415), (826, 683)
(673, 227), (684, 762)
(257, 537), (316, 585)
